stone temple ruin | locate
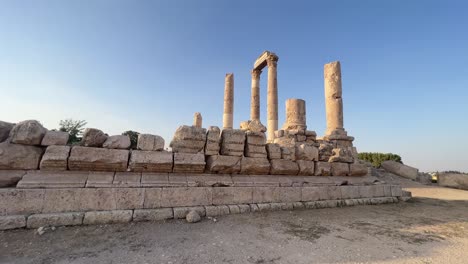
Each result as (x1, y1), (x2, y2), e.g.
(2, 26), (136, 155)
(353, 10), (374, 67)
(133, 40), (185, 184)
(0, 51), (405, 230)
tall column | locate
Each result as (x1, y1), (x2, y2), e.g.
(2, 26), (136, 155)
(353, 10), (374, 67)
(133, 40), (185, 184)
(266, 54), (279, 141)
(250, 69), (261, 121)
(324, 61), (344, 135)
(193, 112), (202, 128)
(284, 99), (306, 130)
(223, 73), (234, 129)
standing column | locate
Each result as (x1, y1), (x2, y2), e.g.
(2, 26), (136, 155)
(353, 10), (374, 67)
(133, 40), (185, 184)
(266, 54), (279, 142)
(193, 112), (202, 128)
(284, 99), (306, 130)
(250, 69), (261, 121)
(324, 61), (344, 135)
(223, 73), (234, 129)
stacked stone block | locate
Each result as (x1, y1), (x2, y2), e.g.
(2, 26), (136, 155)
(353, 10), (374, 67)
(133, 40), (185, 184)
(204, 126), (220, 155)
(169, 125), (207, 173)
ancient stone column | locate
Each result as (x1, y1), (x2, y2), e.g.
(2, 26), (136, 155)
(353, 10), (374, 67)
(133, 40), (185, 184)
(193, 112), (202, 128)
(223, 73), (234, 129)
(266, 54), (279, 142)
(284, 99), (306, 130)
(250, 69), (261, 121)
(324, 61), (344, 135)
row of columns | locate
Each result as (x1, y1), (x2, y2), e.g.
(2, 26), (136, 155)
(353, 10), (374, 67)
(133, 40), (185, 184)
(222, 58), (345, 138)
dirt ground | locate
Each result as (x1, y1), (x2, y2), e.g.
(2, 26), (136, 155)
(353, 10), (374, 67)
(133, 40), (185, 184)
(1, 182), (467, 264)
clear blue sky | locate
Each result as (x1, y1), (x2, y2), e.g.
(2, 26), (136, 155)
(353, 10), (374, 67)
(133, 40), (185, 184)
(1, 1), (467, 172)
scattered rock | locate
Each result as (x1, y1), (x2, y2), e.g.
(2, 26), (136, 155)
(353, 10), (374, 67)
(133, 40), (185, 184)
(37, 226), (45, 236)
(239, 120), (266, 133)
(186, 210), (201, 223)
(9, 120), (47, 145)
(438, 172), (468, 190)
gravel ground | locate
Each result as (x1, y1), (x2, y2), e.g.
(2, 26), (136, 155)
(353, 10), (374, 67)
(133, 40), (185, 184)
(1, 184), (467, 264)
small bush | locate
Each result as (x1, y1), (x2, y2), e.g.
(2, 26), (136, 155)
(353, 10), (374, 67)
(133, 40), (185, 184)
(122, 130), (140, 149)
(358, 152), (402, 168)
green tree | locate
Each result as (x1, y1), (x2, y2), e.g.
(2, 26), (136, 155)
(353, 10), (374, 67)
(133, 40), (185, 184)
(122, 130), (140, 149)
(59, 119), (87, 144)
(358, 152), (402, 168)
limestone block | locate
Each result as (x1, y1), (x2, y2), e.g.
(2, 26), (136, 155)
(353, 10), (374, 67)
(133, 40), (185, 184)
(245, 131), (266, 145)
(0, 170), (26, 187)
(170, 125), (206, 153)
(238, 204), (251, 213)
(81, 128), (108, 147)
(0, 189), (45, 215)
(186, 174), (233, 187)
(206, 155), (241, 174)
(270, 160), (299, 175)
(173, 152), (205, 173)
(113, 172), (141, 187)
(173, 206), (205, 218)
(349, 163), (368, 176)
(301, 187), (320, 201)
(86, 172), (115, 188)
(9, 120), (47, 145)
(160, 187), (212, 207)
(212, 187), (253, 205)
(340, 186), (360, 199)
(83, 210), (133, 225)
(331, 162), (350, 176)
(329, 148), (354, 163)
(68, 146), (128, 171)
(0, 142), (43, 170)
(133, 208), (173, 222)
(314, 161), (331, 176)
(280, 146), (295, 161)
(27, 212), (83, 228)
(240, 157), (271, 175)
(137, 134), (164, 151)
(245, 144), (267, 158)
(40, 145), (70, 170)
(41, 131), (69, 146)
(205, 126), (220, 155)
(381, 161), (419, 180)
(205, 205), (230, 217)
(296, 160), (315, 176)
(228, 205), (240, 214)
(266, 143), (281, 160)
(240, 120), (267, 133)
(0, 215), (26, 230)
(220, 129), (245, 156)
(318, 142), (334, 162)
(295, 143), (318, 161)
(103, 135), (131, 149)
(129, 150), (173, 172)
(17, 171), (88, 188)
(437, 173), (468, 190)
(0, 121), (14, 143)
(274, 137), (296, 147)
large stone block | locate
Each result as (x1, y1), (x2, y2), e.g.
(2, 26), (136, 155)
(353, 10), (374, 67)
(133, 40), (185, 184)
(40, 145), (70, 170)
(129, 150), (173, 172)
(112, 188), (145, 209)
(0, 170), (26, 187)
(41, 131), (69, 146)
(220, 129), (245, 156)
(240, 157), (270, 175)
(0, 215), (26, 230)
(318, 142), (334, 161)
(9, 120), (47, 145)
(206, 155), (241, 174)
(211, 187), (253, 205)
(280, 146), (295, 161)
(160, 187), (212, 207)
(381, 160), (419, 180)
(68, 146), (128, 171)
(296, 160), (315, 176)
(245, 144), (267, 158)
(205, 126), (220, 155)
(85, 172), (115, 188)
(133, 208), (173, 222)
(173, 152), (205, 173)
(331, 162), (350, 176)
(270, 160), (299, 175)
(349, 163), (368, 176)
(103, 135), (131, 149)
(314, 161), (331, 176)
(245, 131), (266, 145)
(137, 134), (165, 151)
(0, 189), (45, 216)
(81, 128), (108, 147)
(205, 205), (230, 217)
(42, 188), (81, 213)
(27, 212), (83, 228)
(143, 188), (163, 208)
(295, 143), (318, 161)
(170, 125), (206, 153)
(186, 174), (233, 187)
(17, 171), (88, 188)
(266, 143), (281, 160)
(301, 187), (320, 201)
(0, 121), (14, 143)
(83, 210), (133, 225)
(0, 142), (44, 170)
(113, 172), (141, 187)
(329, 148), (354, 163)
(438, 173), (468, 190)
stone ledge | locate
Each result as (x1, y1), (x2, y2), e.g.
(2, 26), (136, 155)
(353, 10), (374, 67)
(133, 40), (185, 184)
(0, 197), (400, 230)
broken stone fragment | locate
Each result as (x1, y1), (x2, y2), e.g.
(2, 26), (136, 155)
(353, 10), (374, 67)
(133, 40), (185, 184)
(318, 142), (334, 161)
(186, 210), (201, 223)
(239, 120), (267, 133)
(41, 131), (69, 146)
(40, 145), (71, 170)
(280, 146), (295, 161)
(295, 143), (318, 161)
(328, 148), (354, 163)
(0, 142), (44, 170)
(381, 160), (419, 180)
(9, 120), (47, 145)
(266, 143), (281, 160)
(0, 121), (15, 143)
(206, 155), (241, 174)
(81, 128), (108, 147)
(137, 134), (165, 151)
(103, 135), (131, 149)
(170, 125), (206, 153)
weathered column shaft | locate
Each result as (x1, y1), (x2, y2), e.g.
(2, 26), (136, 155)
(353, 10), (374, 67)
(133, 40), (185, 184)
(284, 99), (306, 130)
(250, 69), (261, 121)
(223, 73), (234, 129)
(324, 61), (344, 135)
(267, 55), (279, 141)
(193, 112), (202, 128)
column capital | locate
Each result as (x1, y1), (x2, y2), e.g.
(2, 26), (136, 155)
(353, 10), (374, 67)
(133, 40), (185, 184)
(251, 69), (262, 79)
(266, 54), (279, 68)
